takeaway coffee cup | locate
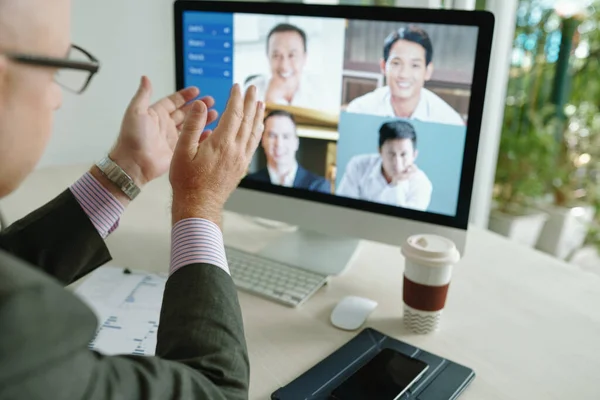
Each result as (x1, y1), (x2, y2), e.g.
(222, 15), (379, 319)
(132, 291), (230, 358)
(401, 234), (461, 334)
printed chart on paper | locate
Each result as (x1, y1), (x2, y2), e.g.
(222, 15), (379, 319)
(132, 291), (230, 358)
(75, 266), (167, 356)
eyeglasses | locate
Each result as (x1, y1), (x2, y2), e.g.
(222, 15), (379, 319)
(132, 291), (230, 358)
(4, 44), (100, 94)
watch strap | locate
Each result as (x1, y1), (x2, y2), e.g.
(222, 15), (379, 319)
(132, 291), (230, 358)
(95, 156), (141, 200)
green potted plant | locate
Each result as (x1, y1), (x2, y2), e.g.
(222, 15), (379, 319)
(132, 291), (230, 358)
(536, 102), (600, 259)
(489, 105), (557, 247)
(535, 2), (600, 260)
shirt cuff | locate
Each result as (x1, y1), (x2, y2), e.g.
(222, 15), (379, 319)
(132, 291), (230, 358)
(170, 218), (230, 276)
(69, 172), (125, 239)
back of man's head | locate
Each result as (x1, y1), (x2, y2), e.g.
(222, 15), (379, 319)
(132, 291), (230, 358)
(0, 0), (71, 198)
(266, 23), (307, 53)
(378, 120), (417, 148)
(383, 25), (433, 65)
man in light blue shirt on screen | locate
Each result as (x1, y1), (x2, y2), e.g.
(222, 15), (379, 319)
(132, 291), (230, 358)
(337, 120), (432, 211)
(346, 25), (464, 126)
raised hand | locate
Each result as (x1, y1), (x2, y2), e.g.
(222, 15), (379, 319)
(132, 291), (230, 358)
(392, 164), (418, 184)
(264, 75), (299, 104)
(109, 76), (218, 187)
(170, 84), (265, 226)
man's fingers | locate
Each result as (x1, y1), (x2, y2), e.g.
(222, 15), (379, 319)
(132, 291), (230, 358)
(172, 97), (217, 126)
(175, 110), (218, 132)
(172, 104), (193, 126)
(214, 84), (244, 140)
(200, 96), (215, 109)
(199, 129), (213, 144)
(130, 76), (153, 112)
(154, 86), (200, 114)
(246, 101), (266, 155)
(237, 86), (258, 143)
(206, 109), (219, 125)
(176, 101), (208, 156)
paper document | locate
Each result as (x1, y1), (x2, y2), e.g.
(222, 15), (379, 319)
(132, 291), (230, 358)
(74, 266), (167, 356)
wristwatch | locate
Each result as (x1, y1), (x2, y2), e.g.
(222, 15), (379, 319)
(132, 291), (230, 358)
(95, 156), (141, 200)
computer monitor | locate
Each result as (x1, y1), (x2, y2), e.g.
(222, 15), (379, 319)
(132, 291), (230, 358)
(174, 1), (494, 275)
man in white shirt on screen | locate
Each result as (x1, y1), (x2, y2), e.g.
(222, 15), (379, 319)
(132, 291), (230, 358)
(346, 25), (464, 126)
(337, 120), (432, 211)
(243, 23), (322, 110)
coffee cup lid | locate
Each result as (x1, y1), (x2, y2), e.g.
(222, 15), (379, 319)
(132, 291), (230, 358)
(401, 234), (460, 267)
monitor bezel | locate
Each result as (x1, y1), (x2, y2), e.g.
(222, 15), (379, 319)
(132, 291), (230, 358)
(174, 0), (495, 231)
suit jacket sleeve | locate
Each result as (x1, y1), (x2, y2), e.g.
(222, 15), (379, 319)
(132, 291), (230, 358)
(90, 265), (249, 400)
(0, 188), (249, 398)
(0, 189), (111, 285)
(0, 253), (249, 400)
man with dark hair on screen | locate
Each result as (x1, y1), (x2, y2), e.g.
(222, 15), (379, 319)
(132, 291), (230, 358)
(336, 120), (432, 211)
(246, 110), (330, 193)
(244, 23), (324, 109)
(346, 25), (464, 126)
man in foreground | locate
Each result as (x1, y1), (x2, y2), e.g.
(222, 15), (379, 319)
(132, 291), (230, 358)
(0, 0), (264, 398)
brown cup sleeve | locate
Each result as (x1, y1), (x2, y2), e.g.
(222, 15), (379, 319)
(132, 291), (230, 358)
(403, 276), (450, 312)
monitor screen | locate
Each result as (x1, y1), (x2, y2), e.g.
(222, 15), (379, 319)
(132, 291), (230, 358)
(176, 2), (492, 230)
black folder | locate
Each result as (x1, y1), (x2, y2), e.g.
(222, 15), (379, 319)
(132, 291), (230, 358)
(271, 327), (475, 400)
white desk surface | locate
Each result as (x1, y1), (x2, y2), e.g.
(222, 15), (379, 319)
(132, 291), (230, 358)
(2, 165), (600, 400)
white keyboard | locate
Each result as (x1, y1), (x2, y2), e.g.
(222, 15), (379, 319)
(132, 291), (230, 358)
(225, 246), (329, 307)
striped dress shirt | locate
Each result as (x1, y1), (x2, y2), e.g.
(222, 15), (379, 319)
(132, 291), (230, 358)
(69, 172), (229, 276)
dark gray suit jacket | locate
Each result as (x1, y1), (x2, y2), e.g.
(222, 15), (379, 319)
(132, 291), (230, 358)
(246, 165), (330, 194)
(0, 190), (248, 399)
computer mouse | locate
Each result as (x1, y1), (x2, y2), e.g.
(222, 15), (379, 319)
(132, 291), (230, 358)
(330, 296), (378, 331)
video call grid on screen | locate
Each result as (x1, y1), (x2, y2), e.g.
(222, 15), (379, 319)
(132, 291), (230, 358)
(175, 1), (493, 230)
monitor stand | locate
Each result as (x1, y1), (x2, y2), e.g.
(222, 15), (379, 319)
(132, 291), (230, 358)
(257, 228), (361, 276)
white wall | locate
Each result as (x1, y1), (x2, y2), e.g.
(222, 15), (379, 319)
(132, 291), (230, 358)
(40, 0), (177, 167)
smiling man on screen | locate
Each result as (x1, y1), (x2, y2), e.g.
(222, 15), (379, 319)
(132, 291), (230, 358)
(346, 25), (464, 126)
(246, 110), (330, 193)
